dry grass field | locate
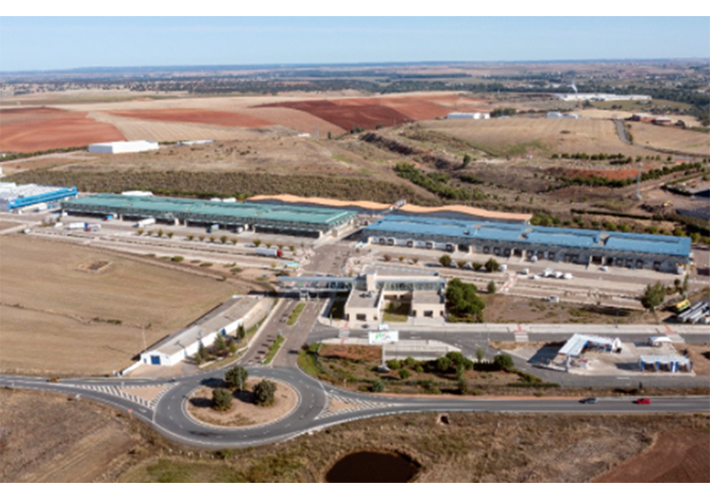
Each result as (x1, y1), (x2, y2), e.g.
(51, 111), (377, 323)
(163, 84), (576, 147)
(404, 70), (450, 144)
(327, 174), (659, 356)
(628, 122), (710, 155)
(0, 389), (141, 482)
(0, 235), (237, 376)
(2, 387), (707, 483)
(417, 117), (650, 157)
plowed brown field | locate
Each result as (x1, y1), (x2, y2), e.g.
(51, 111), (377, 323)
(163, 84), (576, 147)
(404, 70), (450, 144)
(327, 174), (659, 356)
(0, 107), (125, 153)
(258, 94), (487, 130)
(593, 429), (710, 482)
(106, 108), (273, 128)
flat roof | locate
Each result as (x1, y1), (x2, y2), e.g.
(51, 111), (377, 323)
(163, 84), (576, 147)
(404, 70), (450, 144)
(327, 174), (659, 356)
(559, 334), (619, 357)
(639, 354), (691, 365)
(364, 215), (691, 257)
(151, 296), (260, 356)
(412, 290), (444, 304)
(64, 193), (356, 228)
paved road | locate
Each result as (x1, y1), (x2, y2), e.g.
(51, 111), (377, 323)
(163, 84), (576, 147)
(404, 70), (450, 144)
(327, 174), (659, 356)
(2, 371), (708, 449)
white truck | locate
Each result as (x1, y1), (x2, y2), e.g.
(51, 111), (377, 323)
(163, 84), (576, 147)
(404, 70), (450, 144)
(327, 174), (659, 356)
(66, 222), (85, 231)
(134, 217), (156, 228)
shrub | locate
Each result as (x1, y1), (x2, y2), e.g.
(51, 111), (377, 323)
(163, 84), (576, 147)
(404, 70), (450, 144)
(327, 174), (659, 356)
(399, 368), (411, 380)
(212, 388), (233, 411)
(253, 379), (277, 406)
(171, 256), (184, 262)
(225, 366), (249, 390)
(371, 379), (385, 393)
(487, 281), (497, 294)
(484, 258), (500, 273)
(386, 359), (402, 370)
(439, 254), (452, 267)
(494, 353), (514, 370)
(436, 356), (452, 373)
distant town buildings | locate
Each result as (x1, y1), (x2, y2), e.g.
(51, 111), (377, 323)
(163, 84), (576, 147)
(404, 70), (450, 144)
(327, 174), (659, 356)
(446, 112), (490, 120)
(556, 93), (652, 102)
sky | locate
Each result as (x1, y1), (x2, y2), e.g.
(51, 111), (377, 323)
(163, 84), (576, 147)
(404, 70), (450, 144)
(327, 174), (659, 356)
(1, 17), (709, 72)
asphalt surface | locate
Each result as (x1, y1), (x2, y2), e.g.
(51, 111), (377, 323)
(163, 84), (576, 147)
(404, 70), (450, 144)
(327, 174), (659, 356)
(2, 369), (709, 450)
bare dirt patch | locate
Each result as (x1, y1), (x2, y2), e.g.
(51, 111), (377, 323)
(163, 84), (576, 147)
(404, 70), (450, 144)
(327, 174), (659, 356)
(682, 344), (710, 376)
(106, 108), (273, 128)
(187, 378), (298, 428)
(0, 107), (125, 153)
(320, 343), (381, 362)
(0, 388), (139, 482)
(77, 260), (112, 273)
(629, 122), (710, 155)
(593, 429), (710, 482)
(0, 236), (236, 376)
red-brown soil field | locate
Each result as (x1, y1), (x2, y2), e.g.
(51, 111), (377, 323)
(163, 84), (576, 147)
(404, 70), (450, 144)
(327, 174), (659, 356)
(593, 429), (710, 482)
(0, 107), (125, 153)
(258, 95), (489, 130)
(106, 108), (273, 128)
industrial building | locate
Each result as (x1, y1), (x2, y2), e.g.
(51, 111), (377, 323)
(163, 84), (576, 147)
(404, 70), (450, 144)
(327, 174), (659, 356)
(556, 93), (652, 102)
(62, 193), (357, 237)
(447, 112), (490, 120)
(88, 140), (159, 154)
(139, 295), (263, 367)
(277, 267), (446, 323)
(362, 215), (691, 273)
(0, 182), (77, 212)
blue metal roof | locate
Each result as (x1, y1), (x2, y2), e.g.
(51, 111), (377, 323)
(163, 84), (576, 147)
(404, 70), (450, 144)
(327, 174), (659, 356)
(365, 215), (691, 258)
(604, 234), (691, 257)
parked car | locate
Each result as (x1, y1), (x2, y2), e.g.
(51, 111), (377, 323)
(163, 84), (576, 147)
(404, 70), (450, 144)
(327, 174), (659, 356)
(634, 398), (652, 405)
(519, 268), (529, 275)
(600, 266), (609, 272)
(579, 397), (598, 404)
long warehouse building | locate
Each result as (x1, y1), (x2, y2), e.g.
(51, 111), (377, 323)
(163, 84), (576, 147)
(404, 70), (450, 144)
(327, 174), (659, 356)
(363, 215), (691, 273)
(0, 182), (77, 212)
(62, 194), (356, 237)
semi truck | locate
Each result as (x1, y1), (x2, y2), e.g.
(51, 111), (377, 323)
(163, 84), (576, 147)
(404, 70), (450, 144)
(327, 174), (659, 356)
(85, 223), (101, 232)
(134, 217), (156, 228)
(255, 248), (283, 258)
(66, 222), (86, 230)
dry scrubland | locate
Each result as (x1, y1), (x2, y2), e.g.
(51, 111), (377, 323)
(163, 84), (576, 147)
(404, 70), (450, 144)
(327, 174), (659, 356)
(629, 122), (710, 155)
(0, 236), (236, 376)
(2, 388), (708, 482)
(419, 117), (649, 157)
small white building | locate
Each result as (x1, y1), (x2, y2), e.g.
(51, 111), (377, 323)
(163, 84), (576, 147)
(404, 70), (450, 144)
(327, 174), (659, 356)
(447, 112), (490, 120)
(88, 140), (159, 154)
(139, 295), (262, 367)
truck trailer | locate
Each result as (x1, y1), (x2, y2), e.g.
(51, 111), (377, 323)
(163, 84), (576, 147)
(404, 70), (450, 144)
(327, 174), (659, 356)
(255, 248), (283, 258)
(134, 217), (156, 228)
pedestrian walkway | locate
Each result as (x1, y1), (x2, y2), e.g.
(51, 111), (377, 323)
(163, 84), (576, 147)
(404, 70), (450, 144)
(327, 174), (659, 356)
(66, 383), (174, 409)
(316, 391), (397, 420)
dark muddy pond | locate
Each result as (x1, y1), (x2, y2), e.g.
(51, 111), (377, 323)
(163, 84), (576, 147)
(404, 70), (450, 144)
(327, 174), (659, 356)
(326, 451), (420, 483)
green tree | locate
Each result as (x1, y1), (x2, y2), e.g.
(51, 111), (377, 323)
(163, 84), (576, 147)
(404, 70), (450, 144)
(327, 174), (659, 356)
(136, 228), (145, 236)
(212, 388), (233, 411)
(436, 356), (452, 373)
(198, 341), (207, 361)
(371, 379), (385, 393)
(457, 260), (467, 269)
(236, 324), (246, 343)
(226, 337), (238, 355)
(289, 245), (295, 252)
(399, 368), (411, 380)
(493, 353), (514, 371)
(462, 154), (472, 168)
(439, 254), (452, 268)
(641, 281), (666, 312)
(457, 375), (468, 395)
(187, 234), (195, 241)
(386, 359), (402, 370)
(445, 278), (485, 322)
(253, 239), (262, 248)
(225, 366), (249, 391)
(157, 229), (164, 238)
(167, 231), (174, 239)
(230, 237), (238, 245)
(487, 280), (497, 294)
(476, 347), (485, 363)
(214, 334), (227, 353)
(198, 235), (205, 242)
(253, 379), (277, 406)
(484, 258), (500, 273)
(220, 235), (228, 244)
(209, 236), (216, 243)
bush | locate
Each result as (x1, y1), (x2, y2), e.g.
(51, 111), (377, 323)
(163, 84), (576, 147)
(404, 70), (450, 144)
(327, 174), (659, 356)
(171, 256), (184, 262)
(225, 366), (249, 390)
(371, 379), (385, 393)
(487, 281), (497, 294)
(386, 359), (402, 370)
(494, 353), (514, 371)
(439, 254), (452, 267)
(484, 258), (500, 273)
(436, 356), (453, 373)
(399, 368), (411, 380)
(253, 379), (277, 406)
(212, 388), (233, 411)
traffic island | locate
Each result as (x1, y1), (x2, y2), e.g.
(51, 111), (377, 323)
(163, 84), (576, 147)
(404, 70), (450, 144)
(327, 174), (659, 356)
(185, 378), (299, 428)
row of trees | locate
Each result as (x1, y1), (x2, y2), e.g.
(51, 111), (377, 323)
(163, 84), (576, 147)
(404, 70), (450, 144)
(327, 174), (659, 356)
(439, 254), (500, 273)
